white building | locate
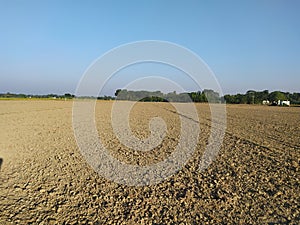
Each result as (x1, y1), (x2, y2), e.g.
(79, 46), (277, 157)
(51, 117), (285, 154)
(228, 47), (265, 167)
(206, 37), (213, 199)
(262, 100), (270, 105)
(277, 100), (290, 106)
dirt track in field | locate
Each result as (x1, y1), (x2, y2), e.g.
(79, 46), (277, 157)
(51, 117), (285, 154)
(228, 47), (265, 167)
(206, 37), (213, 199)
(0, 100), (299, 224)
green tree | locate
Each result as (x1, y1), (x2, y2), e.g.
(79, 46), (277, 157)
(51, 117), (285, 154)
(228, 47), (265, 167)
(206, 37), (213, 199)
(269, 91), (287, 102)
(203, 89), (219, 103)
(115, 89), (122, 97)
(246, 90), (256, 104)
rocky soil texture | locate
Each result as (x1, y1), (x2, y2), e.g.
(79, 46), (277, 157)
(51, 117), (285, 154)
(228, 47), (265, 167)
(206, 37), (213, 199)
(0, 100), (299, 224)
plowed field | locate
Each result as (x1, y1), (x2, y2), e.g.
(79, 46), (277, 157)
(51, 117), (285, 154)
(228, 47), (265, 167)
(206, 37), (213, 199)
(0, 100), (299, 224)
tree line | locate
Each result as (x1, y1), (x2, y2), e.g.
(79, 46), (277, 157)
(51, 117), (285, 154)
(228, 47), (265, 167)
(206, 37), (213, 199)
(223, 90), (300, 104)
(0, 92), (75, 99)
(115, 89), (300, 104)
(115, 89), (221, 103)
(1, 89), (300, 104)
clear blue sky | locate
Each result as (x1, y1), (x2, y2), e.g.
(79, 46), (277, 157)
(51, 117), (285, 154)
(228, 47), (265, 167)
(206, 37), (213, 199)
(0, 0), (299, 95)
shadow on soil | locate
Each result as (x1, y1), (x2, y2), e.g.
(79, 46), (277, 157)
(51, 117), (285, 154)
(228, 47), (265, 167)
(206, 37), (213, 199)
(0, 158), (3, 170)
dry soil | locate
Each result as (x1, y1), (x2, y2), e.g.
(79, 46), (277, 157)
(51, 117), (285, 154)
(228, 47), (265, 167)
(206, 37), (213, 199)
(0, 100), (299, 224)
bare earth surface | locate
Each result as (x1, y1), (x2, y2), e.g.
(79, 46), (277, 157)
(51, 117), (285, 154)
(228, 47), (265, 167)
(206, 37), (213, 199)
(0, 100), (299, 224)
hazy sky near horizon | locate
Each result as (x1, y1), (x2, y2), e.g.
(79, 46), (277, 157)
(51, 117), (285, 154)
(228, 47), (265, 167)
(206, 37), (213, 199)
(0, 0), (299, 95)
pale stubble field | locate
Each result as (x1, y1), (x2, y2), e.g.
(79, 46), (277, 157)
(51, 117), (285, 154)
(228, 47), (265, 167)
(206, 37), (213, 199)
(0, 100), (299, 224)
